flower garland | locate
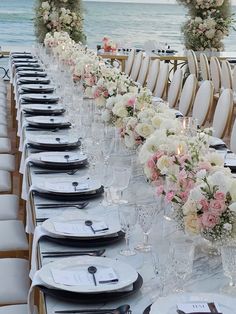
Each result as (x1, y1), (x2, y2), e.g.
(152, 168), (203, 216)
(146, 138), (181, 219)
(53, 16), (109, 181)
(35, 0), (86, 43)
(177, 0), (234, 51)
(44, 32), (236, 245)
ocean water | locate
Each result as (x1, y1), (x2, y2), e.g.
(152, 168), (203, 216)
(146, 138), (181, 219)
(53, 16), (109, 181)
(0, 0), (236, 51)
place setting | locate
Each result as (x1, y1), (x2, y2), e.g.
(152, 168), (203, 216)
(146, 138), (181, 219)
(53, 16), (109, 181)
(27, 134), (81, 151)
(31, 176), (104, 201)
(29, 151), (88, 171)
(16, 70), (48, 78)
(23, 104), (65, 116)
(19, 84), (55, 93)
(25, 116), (71, 129)
(20, 93), (60, 104)
(33, 255), (142, 303)
(17, 77), (51, 85)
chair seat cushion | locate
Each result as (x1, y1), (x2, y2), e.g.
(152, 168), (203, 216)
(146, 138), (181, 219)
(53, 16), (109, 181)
(0, 304), (29, 314)
(0, 138), (11, 153)
(0, 154), (15, 172)
(0, 125), (8, 137)
(0, 195), (19, 220)
(0, 170), (11, 192)
(0, 220), (28, 251)
(0, 258), (29, 304)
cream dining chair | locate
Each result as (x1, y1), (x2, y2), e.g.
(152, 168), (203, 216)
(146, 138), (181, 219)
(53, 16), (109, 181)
(136, 55), (150, 86)
(124, 49), (135, 75)
(167, 68), (183, 108)
(178, 74), (197, 116)
(212, 89), (233, 138)
(230, 117), (236, 154)
(200, 53), (210, 81)
(192, 80), (214, 127)
(130, 51), (143, 81)
(221, 60), (233, 90)
(187, 49), (199, 78)
(210, 56), (221, 94)
(146, 59), (160, 93)
(153, 61), (169, 98)
(0, 258), (29, 305)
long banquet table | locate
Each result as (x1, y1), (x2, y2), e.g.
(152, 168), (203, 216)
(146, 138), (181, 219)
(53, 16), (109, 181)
(10, 51), (231, 314)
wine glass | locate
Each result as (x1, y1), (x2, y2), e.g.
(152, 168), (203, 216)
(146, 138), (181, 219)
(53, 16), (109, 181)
(170, 237), (195, 293)
(102, 163), (114, 206)
(221, 244), (236, 294)
(118, 203), (137, 256)
(136, 201), (157, 252)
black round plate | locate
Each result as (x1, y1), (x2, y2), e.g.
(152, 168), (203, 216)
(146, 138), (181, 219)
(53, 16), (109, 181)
(143, 304), (152, 314)
(27, 121), (71, 129)
(27, 140), (81, 151)
(37, 273), (143, 303)
(18, 78), (51, 84)
(29, 159), (88, 170)
(33, 186), (104, 201)
(41, 230), (125, 248)
(23, 108), (65, 116)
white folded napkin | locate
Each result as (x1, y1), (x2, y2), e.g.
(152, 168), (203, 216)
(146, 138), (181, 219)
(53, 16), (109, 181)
(177, 302), (221, 313)
(225, 153), (236, 167)
(53, 220), (108, 235)
(209, 136), (226, 147)
(51, 267), (118, 287)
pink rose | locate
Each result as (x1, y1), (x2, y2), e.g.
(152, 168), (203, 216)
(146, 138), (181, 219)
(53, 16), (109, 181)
(165, 191), (175, 203)
(198, 161), (211, 172)
(127, 97), (136, 107)
(179, 191), (189, 202)
(200, 198), (209, 211)
(157, 185), (164, 196)
(151, 171), (159, 182)
(209, 199), (226, 214)
(93, 89), (101, 98)
(214, 191), (225, 201)
(147, 158), (156, 170)
(200, 212), (219, 228)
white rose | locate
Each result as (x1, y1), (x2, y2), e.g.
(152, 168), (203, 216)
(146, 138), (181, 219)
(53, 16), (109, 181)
(156, 155), (171, 175)
(189, 186), (203, 202)
(95, 96), (106, 108)
(112, 102), (128, 118)
(124, 131), (136, 148)
(42, 1), (50, 10)
(135, 123), (154, 138)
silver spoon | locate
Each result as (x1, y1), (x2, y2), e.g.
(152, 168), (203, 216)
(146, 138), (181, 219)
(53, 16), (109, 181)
(54, 304), (131, 314)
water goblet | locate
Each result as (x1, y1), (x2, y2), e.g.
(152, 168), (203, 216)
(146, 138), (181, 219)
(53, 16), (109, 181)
(221, 244), (236, 294)
(112, 166), (131, 203)
(102, 163), (114, 206)
(135, 201), (157, 252)
(170, 237), (195, 293)
(118, 203), (137, 256)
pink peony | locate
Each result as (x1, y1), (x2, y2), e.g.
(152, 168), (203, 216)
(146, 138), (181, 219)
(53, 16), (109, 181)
(200, 212), (220, 229)
(151, 171), (159, 182)
(147, 158), (156, 170)
(179, 190), (189, 202)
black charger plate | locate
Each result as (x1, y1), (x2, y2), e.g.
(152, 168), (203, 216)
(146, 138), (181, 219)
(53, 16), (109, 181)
(29, 158), (88, 170)
(21, 95), (59, 104)
(33, 185), (104, 201)
(14, 63), (40, 68)
(21, 85), (55, 93)
(16, 67), (45, 72)
(17, 71), (47, 77)
(37, 273), (142, 303)
(41, 230), (125, 248)
(26, 121), (71, 129)
(143, 305), (152, 314)
(18, 78), (51, 84)
(23, 107), (65, 115)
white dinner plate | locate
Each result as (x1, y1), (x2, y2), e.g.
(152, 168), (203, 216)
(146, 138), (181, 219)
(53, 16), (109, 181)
(28, 134), (78, 145)
(26, 116), (69, 125)
(21, 94), (59, 101)
(38, 256), (138, 293)
(36, 177), (101, 194)
(39, 151), (87, 164)
(42, 212), (121, 238)
(150, 292), (236, 314)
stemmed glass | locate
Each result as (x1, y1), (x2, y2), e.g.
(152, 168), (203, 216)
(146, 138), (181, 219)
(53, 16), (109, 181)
(112, 167), (131, 203)
(170, 237), (195, 293)
(118, 203), (137, 256)
(102, 163), (114, 206)
(221, 244), (236, 294)
(136, 201), (157, 252)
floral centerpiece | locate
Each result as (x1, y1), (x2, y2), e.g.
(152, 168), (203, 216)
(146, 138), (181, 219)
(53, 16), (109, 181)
(102, 36), (117, 52)
(35, 0), (86, 43)
(177, 0), (234, 51)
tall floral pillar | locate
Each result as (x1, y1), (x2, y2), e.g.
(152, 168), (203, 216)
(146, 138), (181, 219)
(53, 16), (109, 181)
(35, 0), (86, 43)
(177, 0), (234, 51)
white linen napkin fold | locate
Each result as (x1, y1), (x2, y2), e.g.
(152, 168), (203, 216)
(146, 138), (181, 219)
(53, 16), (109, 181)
(28, 271), (45, 314)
